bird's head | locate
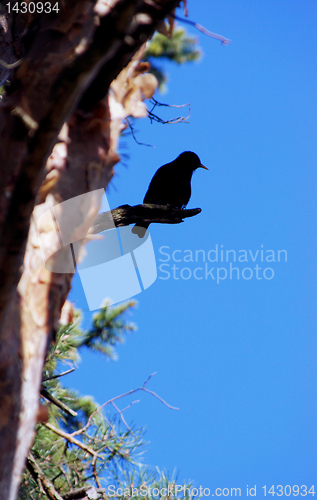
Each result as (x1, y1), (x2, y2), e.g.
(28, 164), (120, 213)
(177, 151), (208, 171)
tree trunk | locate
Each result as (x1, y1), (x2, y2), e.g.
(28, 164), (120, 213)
(0, 1), (180, 498)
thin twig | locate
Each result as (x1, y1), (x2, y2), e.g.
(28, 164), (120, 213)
(126, 118), (155, 148)
(173, 14), (231, 44)
(150, 98), (190, 109)
(0, 58), (21, 69)
(81, 373), (179, 434)
(148, 109), (190, 124)
(111, 400), (134, 433)
(148, 99), (191, 124)
(142, 387), (178, 409)
(142, 372), (179, 410)
(143, 371), (156, 386)
(120, 399), (140, 413)
(92, 459), (101, 489)
(43, 368), (75, 381)
(60, 374), (178, 458)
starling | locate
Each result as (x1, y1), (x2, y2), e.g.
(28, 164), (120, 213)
(132, 151), (208, 237)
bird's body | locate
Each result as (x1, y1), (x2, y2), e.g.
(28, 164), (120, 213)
(143, 160), (193, 207)
(132, 151), (207, 237)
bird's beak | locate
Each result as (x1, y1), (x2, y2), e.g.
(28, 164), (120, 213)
(198, 164), (208, 170)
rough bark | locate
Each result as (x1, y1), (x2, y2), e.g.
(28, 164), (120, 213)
(0, 1), (180, 498)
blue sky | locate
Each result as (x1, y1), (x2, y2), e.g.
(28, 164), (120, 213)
(68, 0), (317, 496)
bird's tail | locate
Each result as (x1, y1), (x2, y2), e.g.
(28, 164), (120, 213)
(132, 223), (150, 238)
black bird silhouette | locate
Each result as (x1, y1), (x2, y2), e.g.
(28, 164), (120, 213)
(132, 151), (208, 237)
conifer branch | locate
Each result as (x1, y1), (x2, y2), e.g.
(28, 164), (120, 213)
(41, 387), (78, 417)
(27, 454), (64, 500)
(43, 368), (75, 382)
(44, 423), (100, 459)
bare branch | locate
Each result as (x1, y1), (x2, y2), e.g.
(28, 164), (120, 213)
(142, 372), (179, 409)
(0, 58), (21, 69)
(92, 460), (101, 490)
(126, 118), (155, 148)
(173, 14), (232, 44)
(111, 400), (134, 434)
(94, 373), (179, 416)
(71, 373), (179, 439)
(143, 371), (157, 386)
(91, 204), (202, 234)
(148, 98), (191, 124)
(120, 399), (140, 413)
(142, 387), (179, 410)
(150, 98), (190, 109)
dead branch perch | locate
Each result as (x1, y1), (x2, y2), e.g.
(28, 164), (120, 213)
(90, 204), (202, 234)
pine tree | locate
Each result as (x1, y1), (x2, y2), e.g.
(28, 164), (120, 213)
(18, 302), (193, 500)
(145, 26), (201, 90)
